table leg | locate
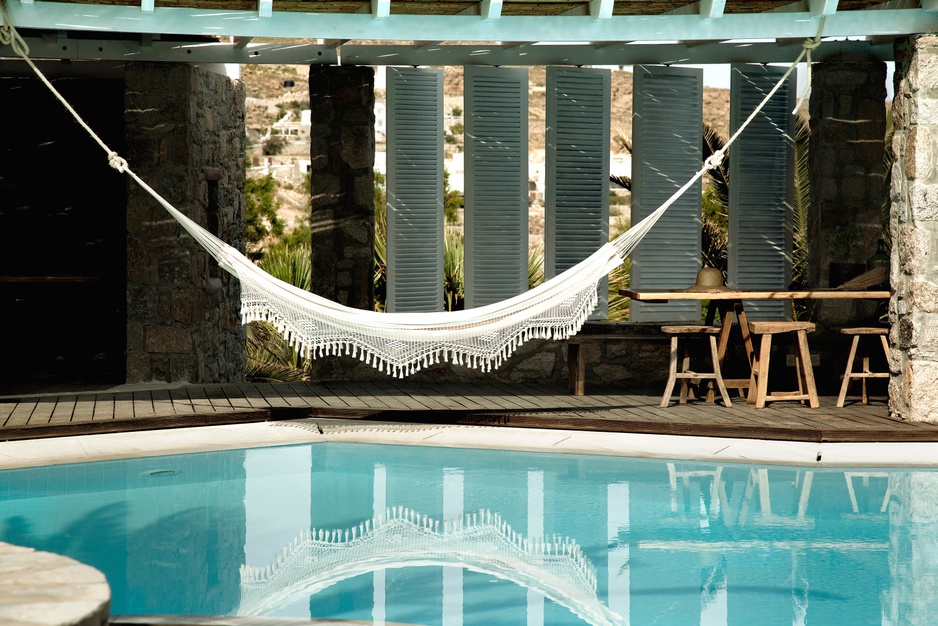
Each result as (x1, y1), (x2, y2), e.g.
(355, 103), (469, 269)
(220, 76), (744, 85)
(718, 300), (752, 395)
(567, 344), (585, 396)
(706, 302), (736, 403)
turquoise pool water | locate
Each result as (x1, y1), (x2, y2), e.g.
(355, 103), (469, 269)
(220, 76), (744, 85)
(0, 441), (935, 625)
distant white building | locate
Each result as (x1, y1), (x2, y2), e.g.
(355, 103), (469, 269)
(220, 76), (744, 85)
(272, 109), (310, 138)
(375, 151), (387, 176)
(375, 102), (387, 141)
(447, 152), (464, 193)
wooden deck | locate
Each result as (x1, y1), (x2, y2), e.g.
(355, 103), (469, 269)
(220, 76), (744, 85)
(1, 380), (933, 444)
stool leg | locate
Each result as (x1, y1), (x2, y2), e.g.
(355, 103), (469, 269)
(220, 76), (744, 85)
(747, 337), (759, 405)
(794, 354), (805, 403)
(679, 339), (692, 404)
(749, 334), (772, 408)
(660, 336), (679, 408)
(795, 329), (820, 408)
(836, 335), (860, 408)
(861, 354), (871, 404)
(709, 335), (732, 408)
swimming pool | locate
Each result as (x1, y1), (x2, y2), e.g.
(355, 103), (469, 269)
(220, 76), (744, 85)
(2, 433), (937, 626)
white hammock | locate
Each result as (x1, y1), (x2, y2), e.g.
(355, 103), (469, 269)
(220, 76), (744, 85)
(0, 9), (823, 377)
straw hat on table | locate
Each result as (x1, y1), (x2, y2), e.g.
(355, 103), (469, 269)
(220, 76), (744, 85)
(678, 266), (730, 293)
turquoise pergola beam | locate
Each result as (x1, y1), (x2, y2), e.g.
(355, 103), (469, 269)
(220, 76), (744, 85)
(4, 2), (938, 44)
(0, 35), (896, 66)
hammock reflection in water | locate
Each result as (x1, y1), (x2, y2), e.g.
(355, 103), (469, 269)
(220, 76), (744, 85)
(239, 506), (625, 626)
(1, 440), (932, 624)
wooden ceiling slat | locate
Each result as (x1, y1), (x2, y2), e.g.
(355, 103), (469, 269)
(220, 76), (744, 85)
(38, 0), (917, 15)
(388, 0), (478, 15)
(612, 1), (698, 16)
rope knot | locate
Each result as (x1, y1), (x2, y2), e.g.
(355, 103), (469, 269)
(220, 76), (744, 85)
(108, 151), (128, 173)
(704, 152), (725, 171)
(0, 6), (30, 57)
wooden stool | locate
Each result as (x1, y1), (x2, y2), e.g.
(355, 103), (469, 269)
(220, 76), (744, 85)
(747, 321), (819, 409)
(836, 327), (890, 408)
(660, 325), (732, 408)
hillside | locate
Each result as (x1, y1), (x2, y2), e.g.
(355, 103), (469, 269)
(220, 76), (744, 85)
(240, 63), (731, 156)
(240, 63), (731, 242)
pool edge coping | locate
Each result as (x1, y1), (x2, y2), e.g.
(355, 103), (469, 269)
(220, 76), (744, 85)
(2, 419), (938, 469)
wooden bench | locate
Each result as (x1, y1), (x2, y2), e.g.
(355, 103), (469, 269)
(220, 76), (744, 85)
(566, 334), (667, 396)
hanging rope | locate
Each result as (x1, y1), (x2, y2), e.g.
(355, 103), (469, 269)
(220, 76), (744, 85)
(795, 16), (826, 114)
(0, 4), (826, 376)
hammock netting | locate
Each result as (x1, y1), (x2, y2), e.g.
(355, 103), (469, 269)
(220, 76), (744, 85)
(149, 182), (666, 377)
(0, 6), (822, 378)
(238, 505), (626, 625)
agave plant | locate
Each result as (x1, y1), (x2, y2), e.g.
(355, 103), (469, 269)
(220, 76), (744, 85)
(444, 228), (465, 311)
(528, 242), (544, 289)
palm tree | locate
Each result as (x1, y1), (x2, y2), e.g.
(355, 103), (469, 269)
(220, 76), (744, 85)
(245, 243), (312, 382)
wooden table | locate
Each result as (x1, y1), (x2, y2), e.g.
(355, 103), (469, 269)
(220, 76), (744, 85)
(620, 289), (891, 394)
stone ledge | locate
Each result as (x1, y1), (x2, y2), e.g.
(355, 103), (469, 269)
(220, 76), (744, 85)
(0, 542), (110, 626)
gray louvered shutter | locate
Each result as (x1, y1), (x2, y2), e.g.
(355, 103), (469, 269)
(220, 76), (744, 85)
(545, 66), (611, 319)
(386, 68), (444, 313)
(464, 66), (529, 309)
(630, 66), (703, 322)
(728, 64), (796, 320)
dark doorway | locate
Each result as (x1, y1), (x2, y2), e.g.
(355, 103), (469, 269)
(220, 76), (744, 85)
(0, 74), (127, 393)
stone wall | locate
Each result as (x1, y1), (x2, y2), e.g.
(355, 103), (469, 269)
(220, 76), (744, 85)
(889, 35), (938, 421)
(124, 62), (246, 384)
(308, 65), (376, 310)
(808, 56), (888, 328)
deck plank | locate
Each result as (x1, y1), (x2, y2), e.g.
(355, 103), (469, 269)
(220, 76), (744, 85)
(252, 382), (294, 409)
(234, 383), (273, 410)
(169, 388), (197, 414)
(151, 389), (175, 417)
(358, 381), (416, 410)
(3, 380), (938, 444)
(49, 395), (76, 424)
(0, 401), (15, 427)
(91, 394), (115, 421)
(28, 397), (57, 426)
(204, 385), (234, 412)
(283, 382), (324, 409)
(132, 391), (156, 418)
(113, 392), (136, 421)
(72, 394), (97, 422)
(221, 385), (254, 412)
(4, 400), (36, 427)
(186, 387), (216, 414)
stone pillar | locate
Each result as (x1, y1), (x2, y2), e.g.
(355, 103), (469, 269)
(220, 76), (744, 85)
(124, 62), (246, 384)
(308, 65), (375, 310)
(808, 56), (887, 327)
(890, 35), (938, 422)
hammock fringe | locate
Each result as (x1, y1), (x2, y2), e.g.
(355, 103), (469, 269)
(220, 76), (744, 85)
(240, 273), (602, 377)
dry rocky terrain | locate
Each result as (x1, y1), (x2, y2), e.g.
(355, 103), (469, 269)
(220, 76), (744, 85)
(240, 63), (731, 239)
(241, 63), (730, 154)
